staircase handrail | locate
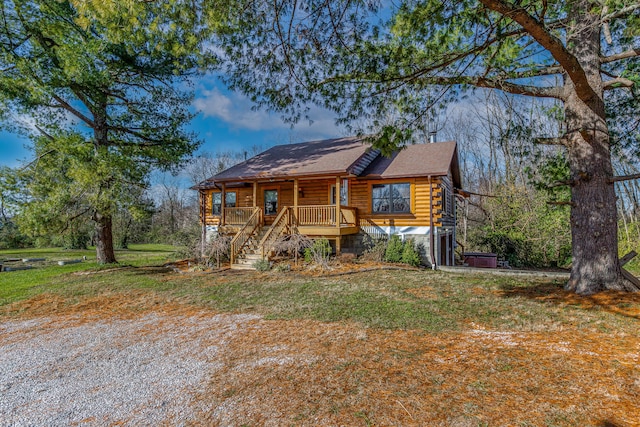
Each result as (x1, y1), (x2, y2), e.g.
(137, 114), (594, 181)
(259, 207), (291, 259)
(230, 207), (262, 265)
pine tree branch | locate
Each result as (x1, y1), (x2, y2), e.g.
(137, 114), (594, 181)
(479, 0), (600, 106)
(603, 77), (636, 90)
(428, 75), (564, 99)
(602, 3), (640, 21)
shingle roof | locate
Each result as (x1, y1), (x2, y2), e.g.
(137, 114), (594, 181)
(210, 136), (374, 182)
(360, 141), (461, 187)
(195, 137), (461, 189)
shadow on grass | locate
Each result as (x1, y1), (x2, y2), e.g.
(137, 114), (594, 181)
(499, 281), (640, 320)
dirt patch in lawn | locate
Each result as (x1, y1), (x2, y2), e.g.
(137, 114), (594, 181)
(3, 291), (639, 426)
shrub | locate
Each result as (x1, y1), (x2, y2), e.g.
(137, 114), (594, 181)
(304, 238), (332, 268)
(205, 235), (231, 268)
(401, 238), (422, 267)
(253, 258), (271, 271)
(384, 235), (404, 263)
(274, 263), (291, 272)
(272, 233), (313, 265)
(360, 237), (388, 262)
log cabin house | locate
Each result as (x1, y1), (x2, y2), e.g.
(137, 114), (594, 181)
(193, 136), (463, 269)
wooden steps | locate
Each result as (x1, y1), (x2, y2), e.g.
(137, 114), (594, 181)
(230, 227), (270, 270)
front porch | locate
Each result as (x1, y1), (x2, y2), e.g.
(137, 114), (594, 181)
(219, 205), (359, 235)
(217, 205), (359, 269)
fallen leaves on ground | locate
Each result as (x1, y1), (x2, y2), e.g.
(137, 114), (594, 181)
(3, 269), (640, 426)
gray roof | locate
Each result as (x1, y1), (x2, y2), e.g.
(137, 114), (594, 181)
(195, 137), (461, 188)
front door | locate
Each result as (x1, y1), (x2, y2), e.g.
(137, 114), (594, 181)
(264, 189), (278, 216)
(330, 179), (348, 205)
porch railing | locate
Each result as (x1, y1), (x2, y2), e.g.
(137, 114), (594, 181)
(224, 207), (257, 225)
(229, 207), (262, 264)
(260, 207), (291, 258)
(296, 205), (337, 226)
(295, 205), (356, 226)
(340, 207), (357, 226)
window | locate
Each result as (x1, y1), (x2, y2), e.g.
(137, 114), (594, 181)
(442, 186), (450, 215)
(372, 183), (411, 214)
(225, 191), (237, 208)
(211, 191), (236, 215)
(264, 189), (278, 215)
(211, 192), (222, 215)
(330, 179), (348, 205)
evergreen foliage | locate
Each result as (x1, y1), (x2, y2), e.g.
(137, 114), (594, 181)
(0, 0), (218, 262)
(400, 239), (422, 267)
(384, 235), (404, 264)
(252, 258), (271, 272)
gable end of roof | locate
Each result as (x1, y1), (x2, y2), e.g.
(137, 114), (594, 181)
(348, 148), (380, 176)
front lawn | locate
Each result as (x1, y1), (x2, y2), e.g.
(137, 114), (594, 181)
(1, 248), (639, 425)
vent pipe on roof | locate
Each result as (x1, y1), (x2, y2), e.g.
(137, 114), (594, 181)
(429, 132), (437, 143)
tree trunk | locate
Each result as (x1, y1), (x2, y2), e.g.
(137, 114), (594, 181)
(565, 136), (628, 293)
(563, 3), (631, 294)
(94, 211), (117, 264)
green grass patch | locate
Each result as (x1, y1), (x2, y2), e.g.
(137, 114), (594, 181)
(1, 250), (639, 334)
(0, 245), (179, 305)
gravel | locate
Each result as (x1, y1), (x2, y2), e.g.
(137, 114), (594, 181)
(0, 313), (260, 426)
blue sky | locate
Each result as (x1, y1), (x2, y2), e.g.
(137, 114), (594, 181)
(0, 78), (344, 168)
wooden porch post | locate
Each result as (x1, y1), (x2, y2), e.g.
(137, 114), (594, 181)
(221, 183), (226, 225)
(253, 182), (257, 208)
(335, 176), (341, 229)
(335, 177), (341, 255)
(294, 178), (299, 225)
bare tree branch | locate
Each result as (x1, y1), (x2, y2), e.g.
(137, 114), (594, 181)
(601, 48), (640, 64)
(535, 136), (567, 145)
(609, 173), (640, 183)
(50, 93), (95, 128)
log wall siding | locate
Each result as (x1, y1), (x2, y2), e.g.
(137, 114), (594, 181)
(202, 177), (447, 227)
(352, 177), (444, 227)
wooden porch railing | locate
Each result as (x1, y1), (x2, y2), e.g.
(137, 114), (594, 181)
(229, 207), (262, 264)
(340, 206), (357, 226)
(224, 207), (256, 225)
(295, 205), (356, 226)
(259, 207), (291, 258)
(296, 205), (336, 226)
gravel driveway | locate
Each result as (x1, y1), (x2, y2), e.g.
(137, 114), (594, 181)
(0, 312), (260, 426)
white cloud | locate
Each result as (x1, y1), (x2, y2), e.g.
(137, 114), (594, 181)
(193, 87), (344, 137)
(194, 87), (289, 131)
